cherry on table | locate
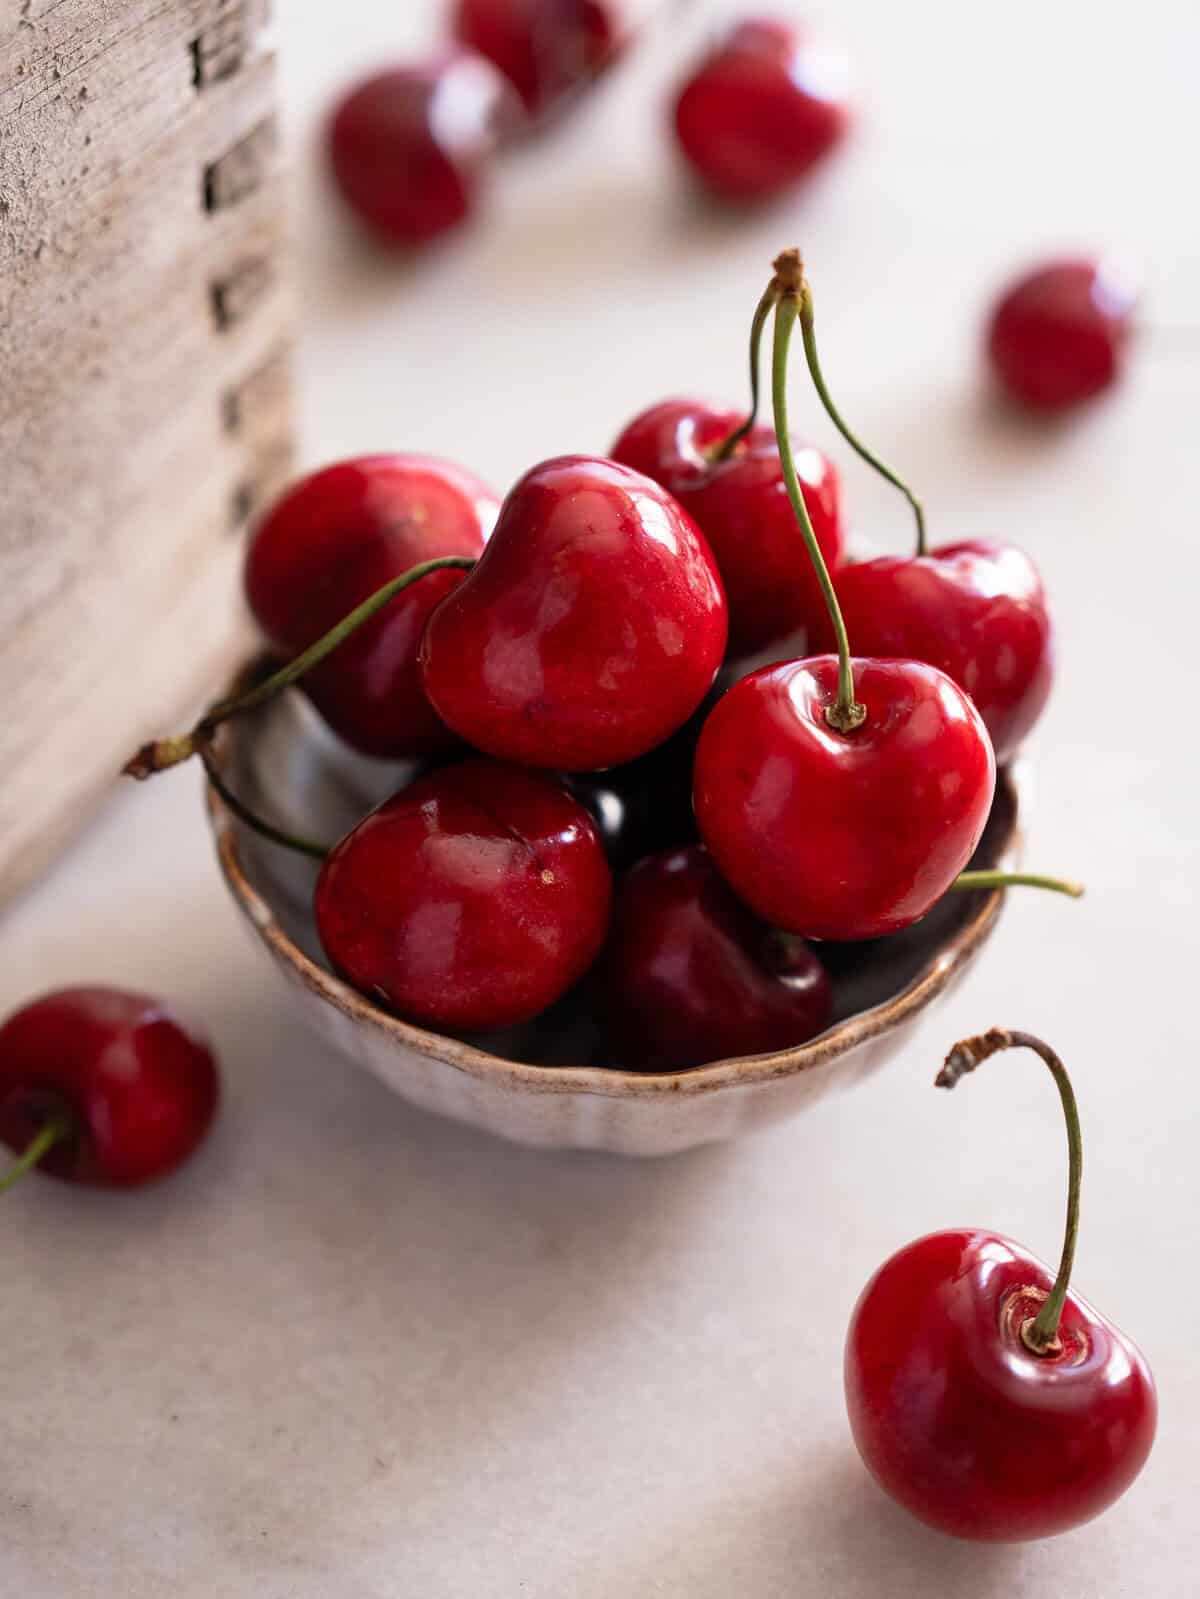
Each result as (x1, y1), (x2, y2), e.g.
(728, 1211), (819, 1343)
(420, 454), (728, 771)
(0, 988), (219, 1192)
(244, 455), (499, 760)
(986, 257), (1139, 413)
(450, 0), (631, 122)
(610, 397), (843, 657)
(327, 53), (516, 248)
(314, 759), (613, 1032)
(673, 19), (852, 204)
(845, 1029), (1156, 1540)
(602, 844), (831, 1072)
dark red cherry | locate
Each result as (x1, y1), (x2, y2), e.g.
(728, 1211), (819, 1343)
(450, 0), (630, 119)
(673, 19), (851, 203)
(327, 54), (514, 247)
(420, 455), (728, 771)
(314, 760), (612, 1032)
(810, 540), (1053, 765)
(987, 257), (1138, 413)
(244, 455), (498, 759)
(610, 397), (843, 656)
(603, 844), (831, 1071)
(0, 988), (218, 1190)
(693, 657), (996, 941)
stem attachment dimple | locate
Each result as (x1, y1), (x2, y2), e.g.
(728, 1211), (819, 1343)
(123, 555), (477, 780)
(771, 280), (866, 734)
(0, 1116), (73, 1196)
(936, 1027), (1083, 1354)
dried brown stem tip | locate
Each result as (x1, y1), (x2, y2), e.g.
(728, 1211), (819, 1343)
(121, 735), (197, 780)
(772, 248), (806, 297)
(936, 1027), (1014, 1089)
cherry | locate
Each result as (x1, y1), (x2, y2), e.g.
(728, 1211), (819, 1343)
(0, 988), (219, 1191)
(327, 54), (515, 247)
(244, 455), (498, 759)
(610, 397), (843, 656)
(673, 19), (851, 204)
(314, 760), (612, 1032)
(420, 455), (728, 771)
(450, 0), (630, 121)
(602, 844), (831, 1071)
(846, 1029), (1157, 1540)
(987, 257), (1138, 413)
(811, 541), (1053, 765)
(692, 253), (996, 942)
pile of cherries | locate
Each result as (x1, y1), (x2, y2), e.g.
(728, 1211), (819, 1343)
(0, 250), (1155, 1543)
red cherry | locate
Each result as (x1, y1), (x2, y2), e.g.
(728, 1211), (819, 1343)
(450, 0), (629, 119)
(673, 20), (851, 203)
(420, 455), (728, 771)
(314, 760), (612, 1031)
(987, 257), (1138, 413)
(603, 844), (831, 1071)
(811, 540), (1054, 765)
(610, 397), (844, 656)
(327, 54), (514, 247)
(0, 988), (219, 1190)
(244, 456), (499, 759)
(846, 1030), (1156, 1540)
(693, 657), (996, 941)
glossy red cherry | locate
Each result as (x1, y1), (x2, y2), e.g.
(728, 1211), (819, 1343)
(314, 760), (612, 1032)
(450, 0), (630, 119)
(0, 988), (219, 1190)
(673, 20), (851, 203)
(327, 54), (514, 247)
(846, 1030), (1156, 1540)
(420, 455), (728, 771)
(610, 397), (843, 656)
(603, 844), (831, 1071)
(987, 257), (1138, 413)
(693, 657), (996, 941)
(244, 456), (498, 758)
(810, 540), (1053, 765)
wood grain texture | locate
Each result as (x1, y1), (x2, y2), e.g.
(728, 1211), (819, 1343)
(0, 0), (293, 904)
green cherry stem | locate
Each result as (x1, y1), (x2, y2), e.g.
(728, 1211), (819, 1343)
(787, 260), (927, 555)
(197, 742), (331, 861)
(772, 284), (866, 734)
(936, 1028), (1082, 1354)
(124, 555), (476, 779)
(950, 871), (1085, 899)
(0, 1116), (73, 1196)
(709, 282), (780, 464)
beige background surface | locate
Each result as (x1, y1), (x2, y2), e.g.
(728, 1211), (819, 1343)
(3, 0), (1198, 1593)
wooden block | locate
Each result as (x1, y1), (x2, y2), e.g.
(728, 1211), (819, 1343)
(0, 0), (294, 904)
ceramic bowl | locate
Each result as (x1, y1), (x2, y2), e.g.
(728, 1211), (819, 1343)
(206, 676), (1023, 1157)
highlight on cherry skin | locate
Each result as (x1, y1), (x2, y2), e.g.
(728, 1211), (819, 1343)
(244, 454), (499, 759)
(450, 0), (634, 123)
(986, 256), (1139, 414)
(0, 988), (219, 1193)
(673, 18), (852, 204)
(610, 396), (844, 657)
(326, 52), (517, 248)
(845, 1028), (1156, 1542)
(419, 453), (728, 771)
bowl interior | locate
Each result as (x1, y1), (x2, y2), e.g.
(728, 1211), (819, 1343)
(212, 684), (1020, 1075)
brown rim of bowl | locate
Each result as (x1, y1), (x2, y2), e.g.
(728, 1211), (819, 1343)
(205, 718), (1022, 1102)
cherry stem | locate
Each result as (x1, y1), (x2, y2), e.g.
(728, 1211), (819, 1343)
(709, 282), (780, 463)
(0, 1115), (73, 1196)
(790, 267), (927, 555)
(950, 871), (1085, 899)
(197, 741), (331, 860)
(937, 1028), (1082, 1354)
(772, 279), (865, 734)
(123, 555), (477, 780)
